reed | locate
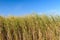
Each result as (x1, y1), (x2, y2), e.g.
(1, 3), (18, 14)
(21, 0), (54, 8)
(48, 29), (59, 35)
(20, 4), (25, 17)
(0, 14), (60, 40)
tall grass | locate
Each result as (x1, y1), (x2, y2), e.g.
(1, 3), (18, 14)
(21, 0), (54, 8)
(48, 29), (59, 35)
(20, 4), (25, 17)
(0, 14), (60, 40)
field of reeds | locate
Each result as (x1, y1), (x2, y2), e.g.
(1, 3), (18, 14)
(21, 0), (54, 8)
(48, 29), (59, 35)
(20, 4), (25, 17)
(0, 14), (60, 40)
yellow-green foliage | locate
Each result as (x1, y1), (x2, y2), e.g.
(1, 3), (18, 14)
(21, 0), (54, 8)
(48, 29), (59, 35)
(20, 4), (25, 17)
(0, 14), (60, 40)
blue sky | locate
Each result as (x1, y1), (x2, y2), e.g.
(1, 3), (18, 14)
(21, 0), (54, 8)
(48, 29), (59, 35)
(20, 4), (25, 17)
(0, 0), (60, 16)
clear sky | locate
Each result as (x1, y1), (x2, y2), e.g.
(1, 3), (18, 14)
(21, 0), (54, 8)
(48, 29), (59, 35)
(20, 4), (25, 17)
(0, 0), (60, 16)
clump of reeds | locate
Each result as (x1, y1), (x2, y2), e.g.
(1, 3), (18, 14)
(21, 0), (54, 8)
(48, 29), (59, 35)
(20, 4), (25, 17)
(0, 14), (60, 40)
